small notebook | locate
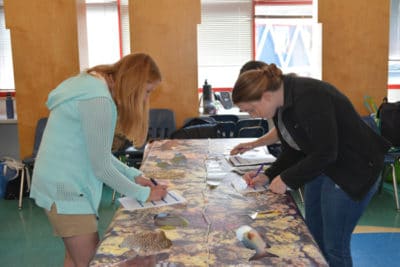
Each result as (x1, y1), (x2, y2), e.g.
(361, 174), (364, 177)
(119, 191), (186, 211)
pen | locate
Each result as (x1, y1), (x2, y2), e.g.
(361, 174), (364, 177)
(150, 177), (158, 186)
(150, 177), (166, 202)
(248, 163), (265, 189)
(254, 163), (265, 178)
(150, 177), (179, 202)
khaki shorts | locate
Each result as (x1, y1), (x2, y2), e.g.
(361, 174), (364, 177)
(45, 204), (98, 237)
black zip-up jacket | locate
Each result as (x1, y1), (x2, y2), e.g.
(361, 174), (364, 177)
(264, 75), (391, 201)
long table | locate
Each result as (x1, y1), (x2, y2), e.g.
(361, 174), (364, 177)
(90, 139), (328, 266)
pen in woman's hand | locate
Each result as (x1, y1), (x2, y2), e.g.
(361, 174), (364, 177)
(246, 163), (265, 188)
(150, 177), (158, 186)
(253, 163), (265, 178)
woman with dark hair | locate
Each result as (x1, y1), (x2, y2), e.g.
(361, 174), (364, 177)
(233, 63), (390, 267)
(30, 53), (167, 266)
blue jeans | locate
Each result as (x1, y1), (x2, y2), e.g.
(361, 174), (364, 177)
(304, 174), (379, 267)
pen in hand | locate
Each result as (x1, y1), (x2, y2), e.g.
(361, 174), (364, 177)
(254, 163), (265, 178)
(149, 177), (168, 202)
(249, 163), (265, 188)
(150, 177), (158, 186)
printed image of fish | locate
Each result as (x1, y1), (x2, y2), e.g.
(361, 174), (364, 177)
(236, 225), (279, 261)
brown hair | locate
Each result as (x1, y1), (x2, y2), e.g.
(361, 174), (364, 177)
(232, 63), (283, 104)
(86, 53), (161, 146)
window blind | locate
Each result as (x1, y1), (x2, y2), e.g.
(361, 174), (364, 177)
(0, 7), (15, 90)
(198, 0), (252, 88)
(389, 0), (400, 60)
(118, 0), (130, 57)
(86, 1), (120, 66)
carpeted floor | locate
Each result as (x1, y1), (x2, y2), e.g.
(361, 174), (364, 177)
(351, 232), (400, 267)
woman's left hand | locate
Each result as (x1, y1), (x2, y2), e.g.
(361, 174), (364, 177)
(135, 175), (155, 187)
(269, 176), (287, 194)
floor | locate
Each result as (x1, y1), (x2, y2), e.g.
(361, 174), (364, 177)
(0, 183), (399, 267)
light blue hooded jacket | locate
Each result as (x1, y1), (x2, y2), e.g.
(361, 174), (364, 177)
(30, 73), (150, 215)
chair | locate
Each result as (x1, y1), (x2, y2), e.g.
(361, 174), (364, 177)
(20, 117), (48, 209)
(234, 119), (268, 137)
(126, 108), (176, 168)
(22, 117), (48, 168)
(210, 114), (239, 123)
(218, 121), (236, 138)
(362, 115), (400, 211)
(237, 126), (265, 138)
(148, 108), (177, 140)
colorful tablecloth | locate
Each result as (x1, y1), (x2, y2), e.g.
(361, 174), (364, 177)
(90, 139), (328, 267)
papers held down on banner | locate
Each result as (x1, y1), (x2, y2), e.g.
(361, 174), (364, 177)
(228, 146), (276, 167)
(119, 191), (186, 211)
(231, 177), (268, 194)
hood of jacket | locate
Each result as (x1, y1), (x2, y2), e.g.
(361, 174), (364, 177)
(46, 73), (110, 110)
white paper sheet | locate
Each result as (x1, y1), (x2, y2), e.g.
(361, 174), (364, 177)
(227, 146), (276, 166)
(231, 177), (268, 194)
(118, 190), (186, 211)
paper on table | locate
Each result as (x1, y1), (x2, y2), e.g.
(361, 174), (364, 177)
(231, 165), (264, 175)
(119, 190), (186, 211)
(231, 177), (268, 194)
(228, 146), (276, 166)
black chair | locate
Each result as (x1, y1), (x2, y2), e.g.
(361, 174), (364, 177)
(210, 114), (239, 123)
(122, 108), (177, 166)
(362, 115), (400, 210)
(237, 126), (265, 138)
(20, 117), (48, 209)
(234, 118), (269, 137)
(148, 108), (177, 140)
(218, 121), (236, 138)
(22, 117), (48, 171)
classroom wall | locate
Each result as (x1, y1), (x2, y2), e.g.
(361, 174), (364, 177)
(3, 0), (391, 158)
(319, 0), (390, 114)
(4, 0), (87, 158)
(129, 0), (201, 128)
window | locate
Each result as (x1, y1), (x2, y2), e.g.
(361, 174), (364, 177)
(0, 0), (128, 90)
(0, 4), (15, 90)
(389, 0), (400, 85)
(86, 0), (129, 67)
(198, 0), (252, 89)
(254, 0), (321, 79)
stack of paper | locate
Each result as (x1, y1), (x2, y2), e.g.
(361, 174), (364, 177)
(228, 146), (276, 167)
(119, 191), (186, 211)
(231, 177), (268, 194)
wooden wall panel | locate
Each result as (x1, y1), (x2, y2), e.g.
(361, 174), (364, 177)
(319, 0), (390, 114)
(129, 0), (201, 128)
(4, 0), (87, 158)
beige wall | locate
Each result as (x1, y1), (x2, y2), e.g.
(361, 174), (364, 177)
(129, 0), (201, 128)
(319, 0), (390, 114)
(4, 0), (87, 158)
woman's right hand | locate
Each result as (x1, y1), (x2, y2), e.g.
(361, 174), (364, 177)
(230, 142), (253, 155)
(147, 184), (168, 201)
(243, 171), (269, 187)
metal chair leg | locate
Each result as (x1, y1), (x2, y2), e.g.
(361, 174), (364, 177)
(18, 168), (25, 210)
(391, 163), (400, 211)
